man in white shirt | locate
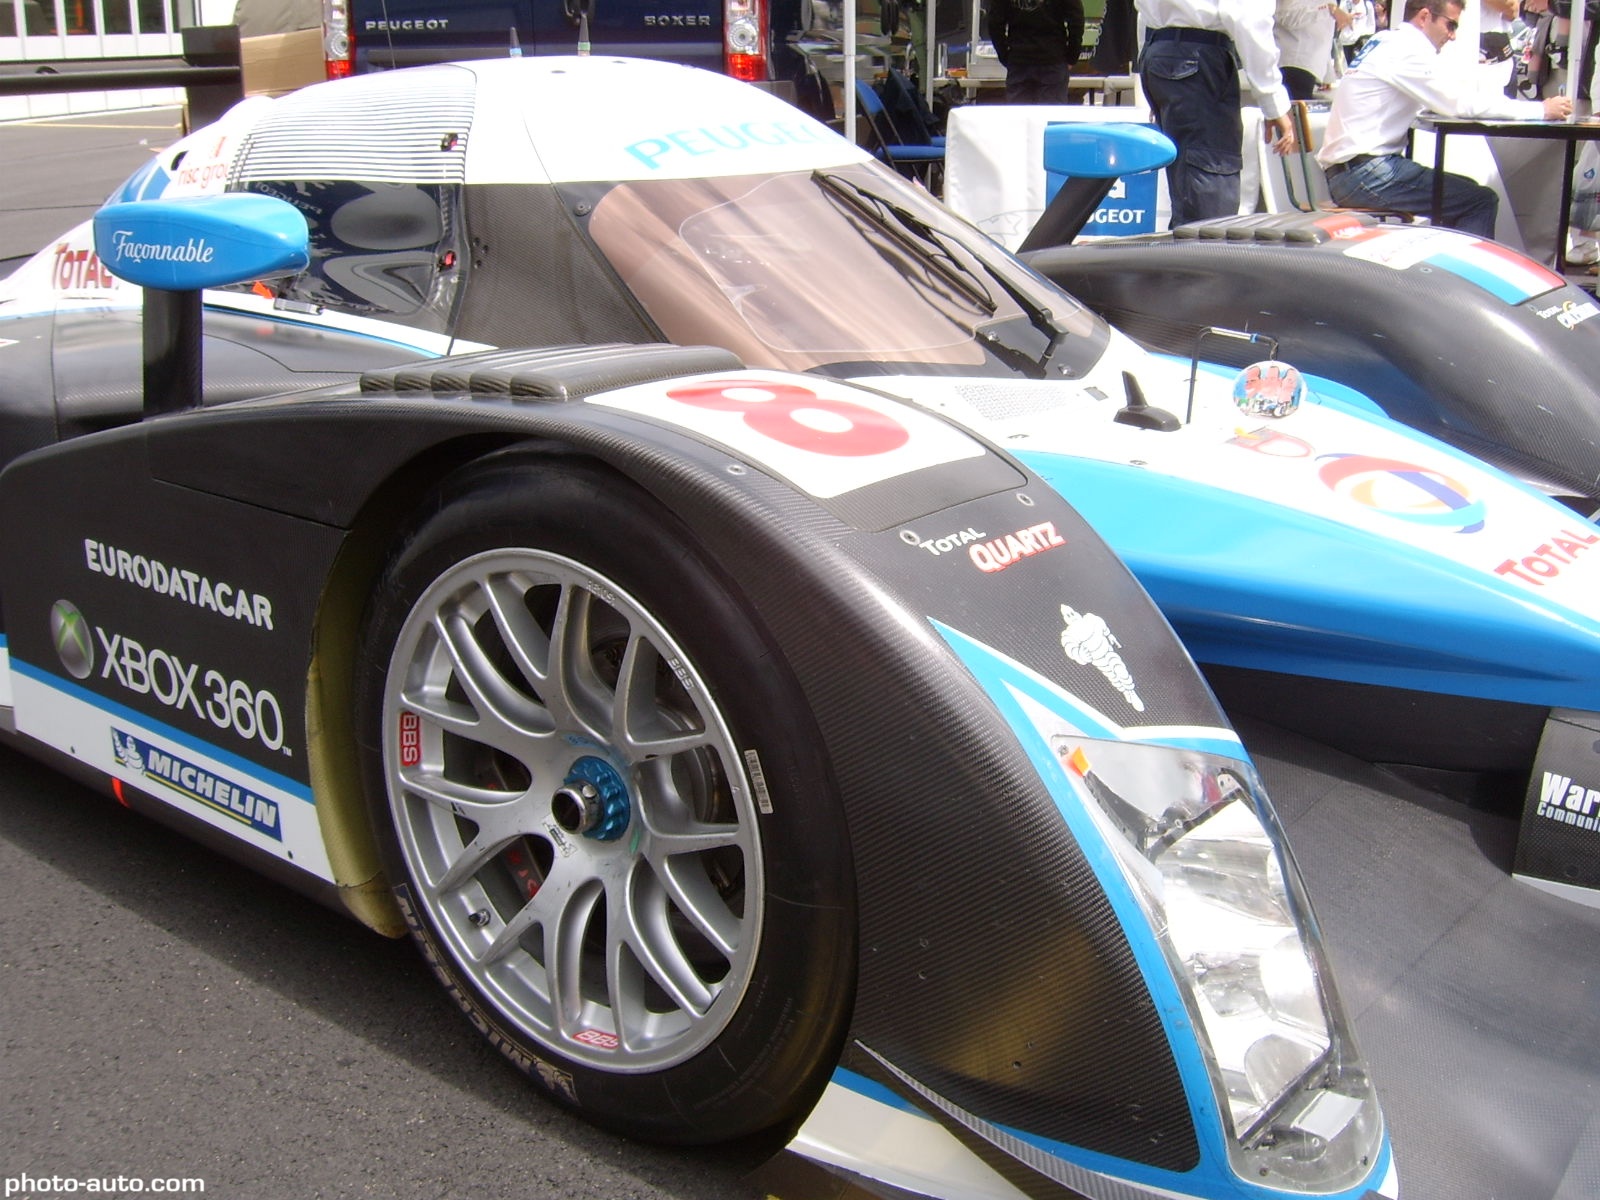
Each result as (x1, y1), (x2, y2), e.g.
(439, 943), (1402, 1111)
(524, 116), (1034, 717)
(1318, 0), (1571, 235)
(1136, 1), (1298, 225)
(1276, 0), (1337, 99)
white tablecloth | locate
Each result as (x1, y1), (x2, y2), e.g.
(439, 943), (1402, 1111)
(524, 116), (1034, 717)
(943, 103), (1265, 250)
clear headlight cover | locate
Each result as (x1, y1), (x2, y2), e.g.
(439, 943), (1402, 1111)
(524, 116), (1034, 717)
(1054, 737), (1384, 1192)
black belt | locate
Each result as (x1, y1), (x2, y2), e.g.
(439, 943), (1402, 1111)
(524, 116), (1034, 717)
(1146, 27), (1232, 47)
(1326, 153), (1380, 173)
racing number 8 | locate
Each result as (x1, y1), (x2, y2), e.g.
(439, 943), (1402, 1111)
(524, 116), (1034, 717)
(666, 380), (911, 458)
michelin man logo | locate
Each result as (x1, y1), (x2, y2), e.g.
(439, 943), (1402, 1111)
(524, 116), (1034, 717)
(1059, 604), (1144, 712)
(112, 729), (146, 773)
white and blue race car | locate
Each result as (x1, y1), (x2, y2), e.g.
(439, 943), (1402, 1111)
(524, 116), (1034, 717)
(6, 51), (1591, 1200)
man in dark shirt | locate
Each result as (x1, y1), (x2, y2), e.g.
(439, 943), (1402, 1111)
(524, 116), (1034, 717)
(990, 0), (1086, 103)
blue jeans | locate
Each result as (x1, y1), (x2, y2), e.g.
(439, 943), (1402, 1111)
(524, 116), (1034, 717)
(1139, 40), (1243, 226)
(1325, 153), (1500, 238)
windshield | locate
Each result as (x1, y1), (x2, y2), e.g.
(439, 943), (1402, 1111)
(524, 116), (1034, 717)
(576, 164), (1109, 380)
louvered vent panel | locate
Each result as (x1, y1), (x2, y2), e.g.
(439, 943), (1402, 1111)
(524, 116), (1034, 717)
(230, 71), (474, 186)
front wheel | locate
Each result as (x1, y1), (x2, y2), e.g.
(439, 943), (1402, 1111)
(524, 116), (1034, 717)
(356, 454), (855, 1144)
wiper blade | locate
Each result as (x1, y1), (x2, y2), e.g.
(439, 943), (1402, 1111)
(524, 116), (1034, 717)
(813, 169), (997, 315)
(814, 170), (1074, 378)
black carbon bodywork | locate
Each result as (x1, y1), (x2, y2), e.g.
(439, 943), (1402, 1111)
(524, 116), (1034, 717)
(1024, 221), (1600, 504)
(0, 343), (1233, 1185)
(0, 304), (431, 463)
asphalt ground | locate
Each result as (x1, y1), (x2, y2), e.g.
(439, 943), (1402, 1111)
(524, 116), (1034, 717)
(0, 107), (182, 272)
(2, 105), (1598, 1200)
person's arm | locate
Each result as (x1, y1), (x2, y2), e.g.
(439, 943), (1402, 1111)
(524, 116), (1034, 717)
(1223, 0), (1294, 119)
(990, 0), (1012, 66)
(1482, 0), (1519, 15)
(1369, 31), (1561, 117)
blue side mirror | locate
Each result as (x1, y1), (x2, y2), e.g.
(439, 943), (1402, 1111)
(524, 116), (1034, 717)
(93, 193), (310, 292)
(1040, 122), (1176, 181)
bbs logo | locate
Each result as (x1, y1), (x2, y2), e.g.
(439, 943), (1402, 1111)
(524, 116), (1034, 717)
(50, 600), (288, 754)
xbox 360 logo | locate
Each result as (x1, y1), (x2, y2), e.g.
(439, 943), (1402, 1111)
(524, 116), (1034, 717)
(50, 599), (94, 679)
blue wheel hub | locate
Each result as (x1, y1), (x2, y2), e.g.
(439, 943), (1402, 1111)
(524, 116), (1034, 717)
(553, 755), (632, 841)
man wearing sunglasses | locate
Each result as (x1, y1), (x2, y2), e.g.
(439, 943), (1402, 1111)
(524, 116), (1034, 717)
(1318, 0), (1571, 235)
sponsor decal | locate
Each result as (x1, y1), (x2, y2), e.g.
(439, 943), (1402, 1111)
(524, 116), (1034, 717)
(533, 1058), (579, 1103)
(1338, 227), (1563, 304)
(84, 538), (275, 629)
(968, 522), (1066, 573)
(592, 374), (984, 499)
(362, 17), (449, 30)
(1531, 297), (1600, 329)
(573, 1028), (620, 1050)
(394, 886), (580, 1101)
(112, 727), (282, 840)
(623, 121), (832, 170)
(1079, 173), (1157, 235)
(62, 602), (289, 754)
(1493, 527), (1600, 587)
(901, 525), (987, 556)
(1228, 425), (1313, 457)
(1316, 453), (1486, 533)
(50, 599), (95, 680)
(173, 158), (230, 191)
(1058, 604), (1143, 711)
(51, 243), (115, 290)
(1535, 770), (1600, 833)
(399, 710), (422, 767)
(106, 229), (215, 267)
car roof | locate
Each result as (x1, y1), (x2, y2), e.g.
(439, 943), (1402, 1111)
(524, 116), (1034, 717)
(164, 56), (870, 195)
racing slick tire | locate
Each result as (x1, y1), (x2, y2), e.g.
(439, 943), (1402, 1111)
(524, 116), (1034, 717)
(355, 452), (857, 1145)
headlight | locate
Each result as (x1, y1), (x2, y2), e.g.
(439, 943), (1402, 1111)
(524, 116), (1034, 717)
(1057, 738), (1383, 1192)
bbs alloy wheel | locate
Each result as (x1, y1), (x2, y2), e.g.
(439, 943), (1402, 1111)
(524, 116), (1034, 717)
(359, 456), (854, 1143)
(383, 548), (759, 1072)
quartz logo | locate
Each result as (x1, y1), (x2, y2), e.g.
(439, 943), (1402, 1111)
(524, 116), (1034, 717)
(50, 599), (94, 679)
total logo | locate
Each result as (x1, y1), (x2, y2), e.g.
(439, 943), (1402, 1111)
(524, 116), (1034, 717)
(49, 600), (288, 754)
(1316, 453), (1486, 534)
(51, 242), (115, 291)
(1531, 297), (1600, 329)
(1494, 527), (1599, 588)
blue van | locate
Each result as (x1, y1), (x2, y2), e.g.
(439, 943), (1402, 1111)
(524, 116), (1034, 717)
(320, 0), (812, 105)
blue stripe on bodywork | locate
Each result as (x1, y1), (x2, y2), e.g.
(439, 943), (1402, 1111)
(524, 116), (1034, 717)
(10, 656), (312, 803)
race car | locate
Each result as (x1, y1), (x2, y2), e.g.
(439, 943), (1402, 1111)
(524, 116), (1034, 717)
(9, 54), (1600, 801)
(0, 53), (1596, 1185)
(1024, 206), (1600, 513)
(0, 66), (1401, 1200)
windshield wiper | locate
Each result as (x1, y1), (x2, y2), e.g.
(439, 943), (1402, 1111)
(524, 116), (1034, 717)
(813, 169), (997, 315)
(812, 169), (1073, 379)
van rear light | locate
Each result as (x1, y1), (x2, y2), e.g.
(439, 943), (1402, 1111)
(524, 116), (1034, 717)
(724, 0), (768, 81)
(323, 0), (354, 78)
